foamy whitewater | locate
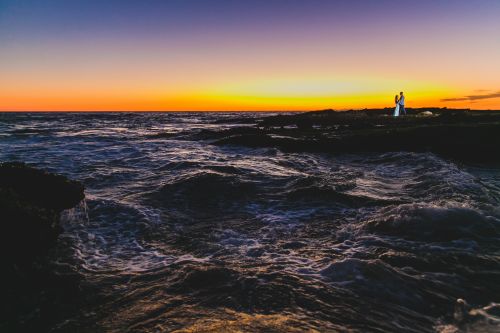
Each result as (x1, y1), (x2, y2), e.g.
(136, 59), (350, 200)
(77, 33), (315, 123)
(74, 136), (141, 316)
(1, 112), (499, 332)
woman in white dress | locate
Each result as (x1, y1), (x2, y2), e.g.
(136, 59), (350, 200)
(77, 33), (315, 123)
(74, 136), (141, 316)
(393, 94), (400, 117)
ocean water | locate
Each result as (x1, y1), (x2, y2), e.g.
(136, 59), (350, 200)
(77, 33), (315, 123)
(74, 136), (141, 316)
(1, 112), (500, 332)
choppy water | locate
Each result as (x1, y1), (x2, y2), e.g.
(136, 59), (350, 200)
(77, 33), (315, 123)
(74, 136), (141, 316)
(1, 112), (500, 332)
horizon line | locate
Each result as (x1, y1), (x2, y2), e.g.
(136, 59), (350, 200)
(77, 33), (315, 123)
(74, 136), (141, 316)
(0, 107), (498, 113)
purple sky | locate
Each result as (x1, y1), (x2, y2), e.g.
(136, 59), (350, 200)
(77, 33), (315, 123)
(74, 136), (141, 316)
(1, 0), (499, 110)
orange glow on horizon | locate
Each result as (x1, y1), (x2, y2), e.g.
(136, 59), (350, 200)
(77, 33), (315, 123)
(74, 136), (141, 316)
(2, 90), (498, 112)
(1, 76), (497, 111)
(2, 1), (499, 112)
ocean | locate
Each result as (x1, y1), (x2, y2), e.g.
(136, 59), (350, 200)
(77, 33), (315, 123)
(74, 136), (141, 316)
(1, 112), (499, 332)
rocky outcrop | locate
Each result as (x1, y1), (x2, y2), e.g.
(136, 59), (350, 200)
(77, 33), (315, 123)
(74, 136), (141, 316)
(0, 162), (85, 333)
(212, 110), (500, 162)
(0, 162), (84, 265)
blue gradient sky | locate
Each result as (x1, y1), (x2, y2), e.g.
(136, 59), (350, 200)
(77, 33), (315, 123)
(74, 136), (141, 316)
(1, 0), (499, 110)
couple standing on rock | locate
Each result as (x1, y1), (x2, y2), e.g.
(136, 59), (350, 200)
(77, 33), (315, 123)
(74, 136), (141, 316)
(394, 92), (406, 117)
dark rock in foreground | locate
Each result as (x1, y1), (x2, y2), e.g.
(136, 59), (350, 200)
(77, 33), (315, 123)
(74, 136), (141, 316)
(0, 162), (85, 332)
(212, 109), (500, 162)
(0, 162), (84, 264)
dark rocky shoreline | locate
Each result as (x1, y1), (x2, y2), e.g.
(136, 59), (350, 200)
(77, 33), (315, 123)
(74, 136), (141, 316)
(0, 162), (84, 264)
(0, 162), (85, 332)
(209, 108), (500, 162)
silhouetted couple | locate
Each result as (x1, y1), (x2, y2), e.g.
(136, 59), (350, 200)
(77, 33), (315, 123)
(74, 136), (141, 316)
(394, 92), (405, 117)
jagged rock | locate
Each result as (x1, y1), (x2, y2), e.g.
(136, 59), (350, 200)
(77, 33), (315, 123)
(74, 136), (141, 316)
(0, 162), (84, 333)
(0, 162), (84, 264)
(213, 110), (500, 162)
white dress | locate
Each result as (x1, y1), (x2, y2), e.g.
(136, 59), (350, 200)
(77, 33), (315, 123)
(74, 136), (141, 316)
(394, 103), (400, 117)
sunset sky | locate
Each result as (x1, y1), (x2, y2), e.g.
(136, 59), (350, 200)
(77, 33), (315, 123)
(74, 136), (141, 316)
(1, 0), (499, 111)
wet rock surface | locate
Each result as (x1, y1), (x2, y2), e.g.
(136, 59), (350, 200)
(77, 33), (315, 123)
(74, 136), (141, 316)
(211, 108), (500, 162)
(0, 162), (85, 332)
(0, 162), (84, 263)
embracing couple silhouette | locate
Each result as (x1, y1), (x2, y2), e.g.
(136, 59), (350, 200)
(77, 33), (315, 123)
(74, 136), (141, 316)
(394, 92), (406, 117)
